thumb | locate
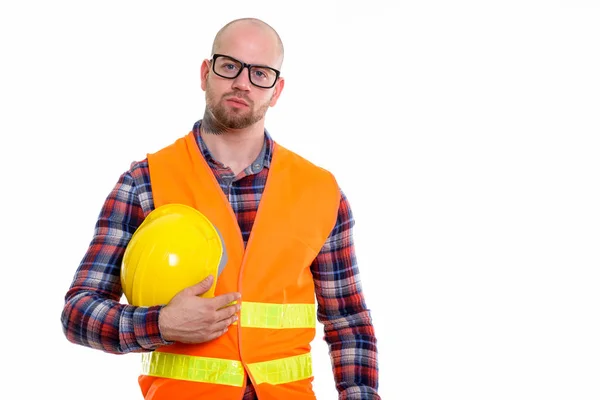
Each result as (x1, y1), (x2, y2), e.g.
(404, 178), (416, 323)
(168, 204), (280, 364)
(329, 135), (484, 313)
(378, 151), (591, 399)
(186, 275), (215, 296)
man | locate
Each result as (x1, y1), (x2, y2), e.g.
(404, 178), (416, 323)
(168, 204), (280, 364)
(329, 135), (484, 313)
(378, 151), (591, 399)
(61, 17), (379, 399)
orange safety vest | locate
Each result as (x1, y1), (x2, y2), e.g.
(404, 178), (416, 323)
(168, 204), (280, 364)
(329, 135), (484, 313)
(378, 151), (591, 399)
(138, 131), (341, 399)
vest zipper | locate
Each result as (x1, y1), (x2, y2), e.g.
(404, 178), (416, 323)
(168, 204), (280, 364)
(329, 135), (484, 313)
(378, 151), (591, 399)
(234, 145), (278, 399)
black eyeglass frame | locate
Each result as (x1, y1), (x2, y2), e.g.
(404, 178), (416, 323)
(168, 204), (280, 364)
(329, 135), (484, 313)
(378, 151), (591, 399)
(210, 53), (281, 89)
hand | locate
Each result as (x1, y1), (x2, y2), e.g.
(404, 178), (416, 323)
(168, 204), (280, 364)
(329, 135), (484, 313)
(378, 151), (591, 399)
(158, 275), (241, 343)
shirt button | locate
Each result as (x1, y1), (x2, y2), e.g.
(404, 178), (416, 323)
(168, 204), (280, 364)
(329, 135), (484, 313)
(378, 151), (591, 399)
(253, 163), (261, 170)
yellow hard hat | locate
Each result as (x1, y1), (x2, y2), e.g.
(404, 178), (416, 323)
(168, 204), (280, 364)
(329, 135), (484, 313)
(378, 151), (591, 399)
(121, 203), (226, 307)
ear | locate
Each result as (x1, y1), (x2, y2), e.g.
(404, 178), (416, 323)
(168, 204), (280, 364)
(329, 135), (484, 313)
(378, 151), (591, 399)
(269, 77), (285, 107)
(200, 59), (211, 91)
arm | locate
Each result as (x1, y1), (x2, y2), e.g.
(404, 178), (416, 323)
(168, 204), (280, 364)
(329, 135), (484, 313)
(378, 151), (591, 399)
(312, 190), (380, 399)
(60, 162), (169, 354)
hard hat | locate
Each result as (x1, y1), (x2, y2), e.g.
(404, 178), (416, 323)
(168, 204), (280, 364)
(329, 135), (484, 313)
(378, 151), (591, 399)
(121, 203), (227, 307)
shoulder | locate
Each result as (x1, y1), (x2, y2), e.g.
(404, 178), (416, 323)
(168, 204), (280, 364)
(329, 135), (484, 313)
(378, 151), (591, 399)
(275, 143), (342, 213)
(275, 142), (337, 179)
(111, 158), (153, 212)
(127, 158), (150, 183)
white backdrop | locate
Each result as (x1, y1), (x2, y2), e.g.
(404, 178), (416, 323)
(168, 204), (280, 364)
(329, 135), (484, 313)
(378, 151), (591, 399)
(1, 1), (599, 399)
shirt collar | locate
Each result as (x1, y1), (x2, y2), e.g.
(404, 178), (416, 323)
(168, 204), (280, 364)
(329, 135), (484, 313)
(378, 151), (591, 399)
(192, 119), (273, 170)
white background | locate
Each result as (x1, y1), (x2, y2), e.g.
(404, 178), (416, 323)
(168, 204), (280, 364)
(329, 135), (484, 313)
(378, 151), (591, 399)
(1, 1), (599, 399)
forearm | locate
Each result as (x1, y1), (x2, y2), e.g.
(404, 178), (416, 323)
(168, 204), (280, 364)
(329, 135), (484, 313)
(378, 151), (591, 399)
(61, 289), (167, 354)
(322, 310), (380, 400)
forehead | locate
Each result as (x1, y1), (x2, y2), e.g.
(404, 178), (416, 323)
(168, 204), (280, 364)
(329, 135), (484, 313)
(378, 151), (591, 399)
(214, 22), (281, 67)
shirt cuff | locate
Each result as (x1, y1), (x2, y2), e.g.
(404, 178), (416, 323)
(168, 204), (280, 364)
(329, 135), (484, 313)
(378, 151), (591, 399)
(134, 305), (174, 349)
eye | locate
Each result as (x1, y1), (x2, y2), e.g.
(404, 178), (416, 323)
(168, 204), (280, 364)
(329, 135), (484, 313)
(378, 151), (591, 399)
(214, 57), (241, 76)
(252, 68), (270, 80)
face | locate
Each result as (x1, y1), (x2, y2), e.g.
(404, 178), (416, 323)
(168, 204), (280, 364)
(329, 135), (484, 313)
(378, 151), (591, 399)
(201, 22), (285, 130)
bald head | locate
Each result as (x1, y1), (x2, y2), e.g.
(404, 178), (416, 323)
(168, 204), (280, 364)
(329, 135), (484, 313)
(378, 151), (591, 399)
(211, 18), (284, 69)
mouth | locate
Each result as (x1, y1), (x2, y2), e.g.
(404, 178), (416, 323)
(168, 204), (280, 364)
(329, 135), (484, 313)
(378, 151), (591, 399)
(225, 97), (249, 107)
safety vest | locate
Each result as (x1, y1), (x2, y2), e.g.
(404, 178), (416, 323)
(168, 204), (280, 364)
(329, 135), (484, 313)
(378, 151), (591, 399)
(138, 131), (341, 399)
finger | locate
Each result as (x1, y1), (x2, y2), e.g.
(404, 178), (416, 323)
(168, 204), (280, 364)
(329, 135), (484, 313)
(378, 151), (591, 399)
(211, 292), (241, 310)
(215, 305), (239, 322)
(185, 275), (215, 296)
(213, 314), (238, 331)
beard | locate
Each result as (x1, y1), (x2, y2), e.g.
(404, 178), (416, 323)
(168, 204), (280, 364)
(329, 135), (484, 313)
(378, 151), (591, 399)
(204, 82), (272, 131)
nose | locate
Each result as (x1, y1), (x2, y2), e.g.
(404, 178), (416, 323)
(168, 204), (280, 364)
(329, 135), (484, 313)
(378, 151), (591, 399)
(232, 66), (251, 91)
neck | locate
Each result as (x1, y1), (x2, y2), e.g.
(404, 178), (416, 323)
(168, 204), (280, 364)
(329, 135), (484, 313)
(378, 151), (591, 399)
(200, 114), (265, 176)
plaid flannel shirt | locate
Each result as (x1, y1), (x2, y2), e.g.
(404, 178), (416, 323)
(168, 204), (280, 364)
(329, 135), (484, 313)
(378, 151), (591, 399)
(61, 120), (380, 399)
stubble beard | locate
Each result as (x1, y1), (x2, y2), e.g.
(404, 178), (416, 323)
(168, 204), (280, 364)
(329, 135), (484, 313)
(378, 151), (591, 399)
(202, 84), (271, 135)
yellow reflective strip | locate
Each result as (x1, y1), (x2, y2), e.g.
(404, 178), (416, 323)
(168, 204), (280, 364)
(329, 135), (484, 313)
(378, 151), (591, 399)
(240, 302), (316, 329)
(141, 352), (244, 387)
(247, 353), (312, 385)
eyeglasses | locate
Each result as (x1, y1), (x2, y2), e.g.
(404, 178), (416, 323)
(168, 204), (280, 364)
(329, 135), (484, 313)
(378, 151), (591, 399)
(211, 54), (280, 89)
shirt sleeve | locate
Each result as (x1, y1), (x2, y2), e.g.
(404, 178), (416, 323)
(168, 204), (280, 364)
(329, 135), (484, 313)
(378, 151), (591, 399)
(311, 190), (380, 399)
(60, 162), (171, 354)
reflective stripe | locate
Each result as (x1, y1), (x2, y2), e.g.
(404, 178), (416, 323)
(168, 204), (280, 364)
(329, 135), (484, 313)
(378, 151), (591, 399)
(248, 353), (312, 385)
(240, 302), (316, 329)
(141, 352), (313, 386)
(141, 352), (244, 387)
